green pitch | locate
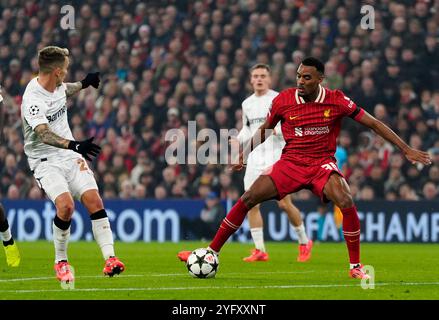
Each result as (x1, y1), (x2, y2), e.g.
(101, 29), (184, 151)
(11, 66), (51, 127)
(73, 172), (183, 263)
(0, 241), (438, 300)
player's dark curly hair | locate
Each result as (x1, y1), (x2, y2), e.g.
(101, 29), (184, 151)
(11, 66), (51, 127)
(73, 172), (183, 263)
(301, 57), (325, 74)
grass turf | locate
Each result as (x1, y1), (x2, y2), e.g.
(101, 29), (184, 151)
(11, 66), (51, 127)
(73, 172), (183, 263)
(0, 241), (438, 300)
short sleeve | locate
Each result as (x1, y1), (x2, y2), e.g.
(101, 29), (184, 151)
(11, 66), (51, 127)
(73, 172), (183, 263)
(22, 99), (49, 130)
(61, 82), (67, 94)
(266, 93), (283, 128)
(336, 90), (365, 121)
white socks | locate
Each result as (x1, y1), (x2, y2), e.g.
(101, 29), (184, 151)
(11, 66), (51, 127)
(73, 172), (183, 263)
(249, 225), (309, 249)
(92, 217), (115, 260)
(0, 228), (12, 242)
(53, 222), (70, 263)
(294, 224), (309, 245)
(250, 228), (266, 252)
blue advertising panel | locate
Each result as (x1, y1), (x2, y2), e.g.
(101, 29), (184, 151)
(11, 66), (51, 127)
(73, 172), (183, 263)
(2, 200), (439, 243)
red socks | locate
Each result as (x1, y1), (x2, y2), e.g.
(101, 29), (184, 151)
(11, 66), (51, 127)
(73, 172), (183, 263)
(341, 206), (361, 264)
(209, 200), (361, 266)
(209, 198), (249, 252)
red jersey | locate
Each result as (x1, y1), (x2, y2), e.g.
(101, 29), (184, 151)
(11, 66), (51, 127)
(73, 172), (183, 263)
(267, 85), (365, 166)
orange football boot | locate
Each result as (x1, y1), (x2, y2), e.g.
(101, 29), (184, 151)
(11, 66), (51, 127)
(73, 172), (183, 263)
(243, 249), (269, 262)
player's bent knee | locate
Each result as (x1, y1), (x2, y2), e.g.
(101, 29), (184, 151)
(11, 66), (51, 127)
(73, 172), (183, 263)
(277, 199), (289, 211)
(56, 201), (75, 218)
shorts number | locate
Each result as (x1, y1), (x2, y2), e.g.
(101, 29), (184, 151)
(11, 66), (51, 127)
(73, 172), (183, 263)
(77, 159), (89, 171)
(321, 162), (338, 171)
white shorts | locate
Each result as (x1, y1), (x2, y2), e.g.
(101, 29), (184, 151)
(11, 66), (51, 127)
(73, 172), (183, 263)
(244, 166), (271, 191)
(33, 157), (99, 202)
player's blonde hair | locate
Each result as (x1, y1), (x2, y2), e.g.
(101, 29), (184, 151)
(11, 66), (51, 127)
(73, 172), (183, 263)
(250, 63), (271, 74)
(38, 46), (69, 73)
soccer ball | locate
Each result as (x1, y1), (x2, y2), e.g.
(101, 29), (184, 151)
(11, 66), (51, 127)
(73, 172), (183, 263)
(186, 248), (219, 279)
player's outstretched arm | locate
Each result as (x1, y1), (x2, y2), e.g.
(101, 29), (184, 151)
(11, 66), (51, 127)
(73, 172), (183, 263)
(357, 110), (432, 165)
(34, 124), (101, 160)
(65, 72), (100, 97)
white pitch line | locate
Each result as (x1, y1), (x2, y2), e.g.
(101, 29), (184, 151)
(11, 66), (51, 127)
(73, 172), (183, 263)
(1, 282), (439, 294)
(151, 271), (315, 277)
(0, 274), (144, 283)
(0, 271), (315, 282)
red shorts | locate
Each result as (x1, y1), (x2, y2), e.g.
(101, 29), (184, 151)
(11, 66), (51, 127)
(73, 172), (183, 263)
(263, 158), (343, 203)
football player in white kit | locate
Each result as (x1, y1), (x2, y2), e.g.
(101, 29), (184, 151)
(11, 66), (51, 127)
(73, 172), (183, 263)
(21, 46), (125, 283)
(237, 64), (313, 262)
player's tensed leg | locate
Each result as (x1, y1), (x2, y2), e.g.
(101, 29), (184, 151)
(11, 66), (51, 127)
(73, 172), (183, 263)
(278, 196), (313, 262)
(323, 173), (362, 269)
(81, 189), (125, 276)
(53, 192), (75, 263)
(209, 175), (278, 253)
(52, 192), (75, 282)
(278, 196), (309, 244)
(81, 190), (114, 259)
(243, 204), (270, 261)
(247, 204), (266, 252)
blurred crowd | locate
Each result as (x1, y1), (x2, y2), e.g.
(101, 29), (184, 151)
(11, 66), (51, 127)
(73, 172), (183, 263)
(0, 0), (438, 201)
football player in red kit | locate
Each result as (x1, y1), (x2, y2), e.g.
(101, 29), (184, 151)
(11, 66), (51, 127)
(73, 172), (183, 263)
(201, 57), (432, 279)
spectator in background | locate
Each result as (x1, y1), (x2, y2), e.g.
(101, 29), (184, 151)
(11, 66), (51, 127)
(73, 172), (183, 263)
(119, 180), (134, 200)
(364, 165), (385, 198)
(181, 191), (226, 240)
(324, 60), (343, 89)
(422, 181), (438, 200)
(7, 185), (20, 200)
(27, 183), (44, 199)
(398, 183), (420, 200)
(358, 185), (376, 201)
(133, 184), (147, 199)
(154, 184), (168, 200)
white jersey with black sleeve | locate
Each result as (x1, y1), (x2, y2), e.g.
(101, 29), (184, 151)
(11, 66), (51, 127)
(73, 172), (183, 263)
(21, 77), (77, 170)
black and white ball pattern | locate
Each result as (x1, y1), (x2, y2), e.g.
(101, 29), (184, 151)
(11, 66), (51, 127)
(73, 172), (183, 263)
(29, 105), (40, 116)
(186, 248), (219, 278)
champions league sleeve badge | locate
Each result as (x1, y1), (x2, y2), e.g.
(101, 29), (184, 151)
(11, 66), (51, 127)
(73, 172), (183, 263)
(29, 105), (40, 116)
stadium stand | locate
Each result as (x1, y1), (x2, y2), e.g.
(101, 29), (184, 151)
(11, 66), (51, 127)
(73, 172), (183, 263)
(0, 0), (438, 200)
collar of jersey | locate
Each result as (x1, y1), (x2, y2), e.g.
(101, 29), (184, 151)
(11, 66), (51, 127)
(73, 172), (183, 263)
(36, 77), (57, 96)
(295, 84), (326, 104)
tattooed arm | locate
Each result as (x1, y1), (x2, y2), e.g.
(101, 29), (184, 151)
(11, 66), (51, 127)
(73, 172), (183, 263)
(34, 124), (70, 149)
(65, 72), (101, 98)
(34, 124), (101, 160)
(65, 81), (83, 98)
